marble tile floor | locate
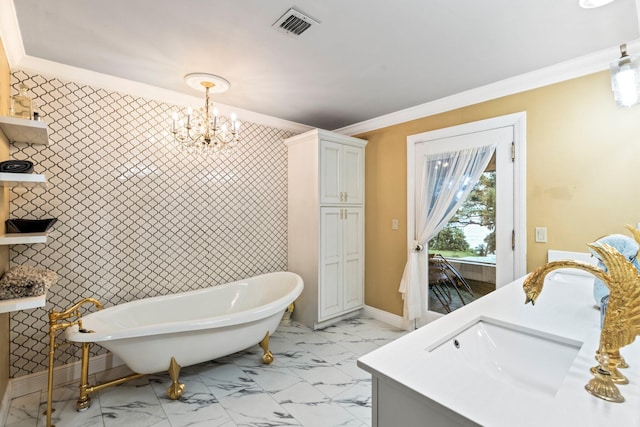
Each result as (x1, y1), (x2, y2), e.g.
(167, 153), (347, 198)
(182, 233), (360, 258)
(5, 317), (407, 427)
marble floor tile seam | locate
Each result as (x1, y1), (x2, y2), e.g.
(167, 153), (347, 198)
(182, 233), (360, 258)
(195, 350), (367, 425)
(8, 376), (362, 426)
(140, 347), (360, 426)
(6, 318), (407, 427)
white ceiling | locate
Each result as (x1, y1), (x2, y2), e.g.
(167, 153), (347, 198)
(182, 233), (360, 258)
(8, 0), (640, 130)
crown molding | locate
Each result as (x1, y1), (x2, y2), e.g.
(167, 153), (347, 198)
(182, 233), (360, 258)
(0, 0), (311, 134)
(3, 0), (638, 136)
(334, 39), (640, 136)
(17, 57), (313, 133)
(15, 55), (313, 133)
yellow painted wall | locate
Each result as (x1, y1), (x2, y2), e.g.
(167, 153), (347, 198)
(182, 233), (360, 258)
(0, 37), (11, 403)
(359, 71), (640, 316)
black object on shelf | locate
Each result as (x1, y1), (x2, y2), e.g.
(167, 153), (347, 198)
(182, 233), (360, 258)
(0, 160), (34, 174)
(6, 218), (58, 233)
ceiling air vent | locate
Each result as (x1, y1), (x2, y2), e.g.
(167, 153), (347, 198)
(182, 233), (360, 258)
(272, 7), (319, 37)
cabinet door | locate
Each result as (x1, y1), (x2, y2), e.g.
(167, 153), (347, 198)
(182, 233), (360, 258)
(343, 207), (364, 311)
(319, 141), (342, 204)
(319, 207), (343, 320)
(342, 145), (364, 204)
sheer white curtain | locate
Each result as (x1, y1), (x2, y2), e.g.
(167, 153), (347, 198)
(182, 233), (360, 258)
(399, 143), (496, 321)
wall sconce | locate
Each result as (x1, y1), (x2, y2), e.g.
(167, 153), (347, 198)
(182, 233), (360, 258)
(610, 44), (640, 107)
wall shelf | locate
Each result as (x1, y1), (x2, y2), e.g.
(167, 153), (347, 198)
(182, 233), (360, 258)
(0, 172), (47, 188)
(0, 116), (49, 145)
(0, 233), (48, 245)
(0, 117), (52, 314)
(0, 294), (46, 314)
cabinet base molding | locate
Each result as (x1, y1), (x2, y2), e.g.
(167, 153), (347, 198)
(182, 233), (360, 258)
(314, 308), (362, 330)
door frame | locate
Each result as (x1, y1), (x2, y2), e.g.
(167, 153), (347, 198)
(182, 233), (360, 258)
(406, 112), (527, 320)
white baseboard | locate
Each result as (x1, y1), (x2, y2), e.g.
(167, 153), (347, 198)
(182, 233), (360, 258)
(9, 352), (124, 400)
(362, 305), (413, 331)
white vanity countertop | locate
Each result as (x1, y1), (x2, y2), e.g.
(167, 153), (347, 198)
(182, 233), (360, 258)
(357, 273), (640, 427)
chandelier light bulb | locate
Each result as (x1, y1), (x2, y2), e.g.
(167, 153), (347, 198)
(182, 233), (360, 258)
(170, 73), (240, 154)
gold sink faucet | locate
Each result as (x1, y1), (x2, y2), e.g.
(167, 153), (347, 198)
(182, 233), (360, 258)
(523, 225), (640, 403)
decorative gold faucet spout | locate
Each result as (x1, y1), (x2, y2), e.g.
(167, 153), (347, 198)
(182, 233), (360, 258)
(522, 225), (640, 403)
(45, 297), (104, 427)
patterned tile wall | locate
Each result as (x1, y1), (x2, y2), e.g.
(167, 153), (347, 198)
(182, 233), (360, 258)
(8, 69), (296, 377)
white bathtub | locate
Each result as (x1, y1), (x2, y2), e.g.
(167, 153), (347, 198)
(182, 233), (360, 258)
(63, 271), (303, 374)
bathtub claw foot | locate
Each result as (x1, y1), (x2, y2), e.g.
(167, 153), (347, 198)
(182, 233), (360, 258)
(168, 381), (185, 400)
(259, 331), (274, 364)
(167, 357), (185, 400)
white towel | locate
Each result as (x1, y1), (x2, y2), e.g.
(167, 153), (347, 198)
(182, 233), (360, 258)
(0, 265), (57, 300)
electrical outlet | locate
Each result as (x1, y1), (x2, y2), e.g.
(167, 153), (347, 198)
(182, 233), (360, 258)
(392, 219), (399, 230)
(535, 227), (547, 243)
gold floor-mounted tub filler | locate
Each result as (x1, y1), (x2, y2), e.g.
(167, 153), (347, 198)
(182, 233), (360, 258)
(523, 225), (640, 403)
(44, 298), (277, 427)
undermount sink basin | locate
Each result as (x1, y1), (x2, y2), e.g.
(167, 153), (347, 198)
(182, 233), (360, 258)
(426, 317), (582, 398)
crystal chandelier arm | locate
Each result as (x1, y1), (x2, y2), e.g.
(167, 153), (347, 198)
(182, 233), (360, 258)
(170, 73), (240, 153)
(203, 86), (212, 143)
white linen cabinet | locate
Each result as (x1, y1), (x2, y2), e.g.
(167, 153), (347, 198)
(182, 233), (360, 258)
(286, 129), (367, 329)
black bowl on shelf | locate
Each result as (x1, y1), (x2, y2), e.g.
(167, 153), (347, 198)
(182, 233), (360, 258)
(0, 160), (34, 174)
(6, 218), (58, 233)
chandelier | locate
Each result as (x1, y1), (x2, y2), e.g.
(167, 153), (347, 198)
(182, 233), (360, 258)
(171, 73), (240, 154)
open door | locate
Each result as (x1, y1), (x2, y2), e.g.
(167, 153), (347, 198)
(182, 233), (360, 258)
(407, 113), (526, 326)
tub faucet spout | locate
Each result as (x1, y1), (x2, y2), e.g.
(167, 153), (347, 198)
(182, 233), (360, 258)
(45, 297), (104, 427)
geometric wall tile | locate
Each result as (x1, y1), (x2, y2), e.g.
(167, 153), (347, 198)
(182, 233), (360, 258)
(9, 69), (295, 377)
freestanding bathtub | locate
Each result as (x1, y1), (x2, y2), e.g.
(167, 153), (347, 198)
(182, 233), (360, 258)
(63, 271), (303, 374)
